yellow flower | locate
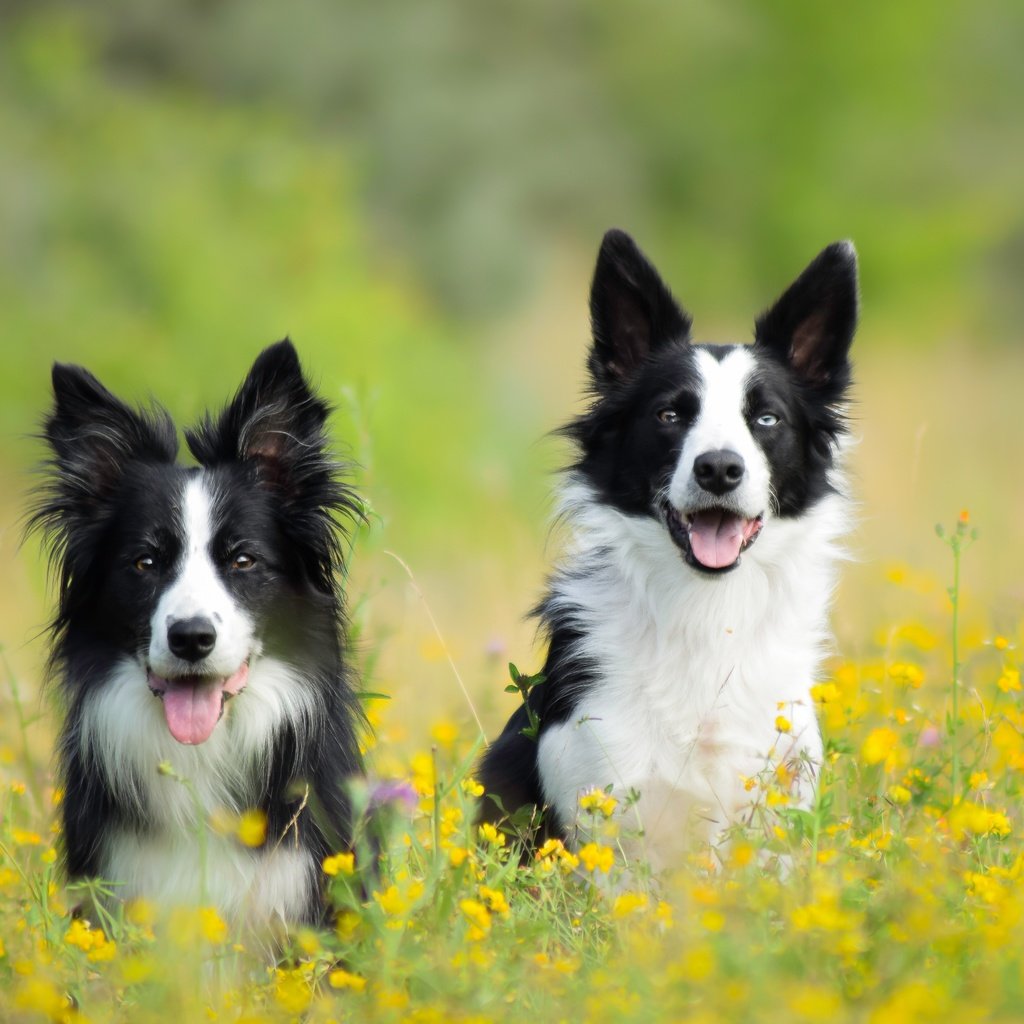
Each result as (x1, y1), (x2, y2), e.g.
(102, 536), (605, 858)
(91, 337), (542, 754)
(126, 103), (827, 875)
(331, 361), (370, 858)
(323, 852), (356, 877)
(861, 727), (899, 768)
(888, 662), (924, 688)
(373, 882), (424, 918)
(199, 907), (228, 945)
(447, 846), (470, 868)
(410, 752), (435, 796)
(947, 801), (1012, 840)
(612, 891), (648, 918)
(461, 777), (485, 798)
(479, 886), (510, 917)
(997, 668), (1021, 693)
(10, 829), (43, 846)
(65, 918), (117, 961)
(477, 822), (506, 848)
(579, 787), (618, 817)
(888, 785), (912, 805)
(430, 720), (459, 748)
(439, 805), (463, 839)
(126, 899), (156, 927)
(336, 911), (360, 940)
(535, 838), (580, 874)
(680, 945), (715, 982)
(810, 682), (840, 704)
(273, 968), (312, 1015)
(775, 715), (792, 733)
(14, 979), (67, 1018)
(460, 898), (491, 941)
(236, 809), (267, 847)
(993, 635), (1010, 651)
(701, 910), (725, 932)
(788, 984), (842, 1019)
(578, 842), (614, 873)
(328, 968), (367, 992)
(969, 771), (989, 790)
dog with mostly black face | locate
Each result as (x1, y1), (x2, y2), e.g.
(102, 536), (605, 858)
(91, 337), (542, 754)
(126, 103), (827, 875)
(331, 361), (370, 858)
(480, 231), (858, 869)
(29, 340), (363, 926)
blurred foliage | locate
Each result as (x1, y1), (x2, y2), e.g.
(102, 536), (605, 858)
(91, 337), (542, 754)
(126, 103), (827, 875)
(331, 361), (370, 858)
(0, 0), (1021, 713)
(0, 8), (552, 555)
(1, 0), (1022, 326)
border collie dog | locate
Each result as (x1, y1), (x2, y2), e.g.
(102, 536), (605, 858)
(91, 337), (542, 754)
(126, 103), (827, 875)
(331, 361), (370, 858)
(480, 231), (858, 869)
(30, 340), (363, 925)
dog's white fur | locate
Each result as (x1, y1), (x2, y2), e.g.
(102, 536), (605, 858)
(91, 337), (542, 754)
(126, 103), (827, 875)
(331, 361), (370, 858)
(537, 349), (850, 869)
(77, 473), (325, 923)
(148, 478), (255, 679)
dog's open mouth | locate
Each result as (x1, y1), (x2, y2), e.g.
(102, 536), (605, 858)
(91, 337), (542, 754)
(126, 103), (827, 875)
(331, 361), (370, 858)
(148, 662), (249, 746)
(663, 502), (763, 573)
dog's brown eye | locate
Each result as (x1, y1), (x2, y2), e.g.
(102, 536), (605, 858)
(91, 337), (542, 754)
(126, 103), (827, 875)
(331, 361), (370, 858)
(232, 553), (256, 571)
(134, 555), (155, 573)
(656, 408), (679, 425)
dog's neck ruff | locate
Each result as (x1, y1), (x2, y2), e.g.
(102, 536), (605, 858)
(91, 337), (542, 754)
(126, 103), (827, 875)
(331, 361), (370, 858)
(550, 474), (851, 690)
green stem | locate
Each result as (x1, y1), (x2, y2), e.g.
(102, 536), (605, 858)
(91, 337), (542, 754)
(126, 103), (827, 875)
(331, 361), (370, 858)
(949, 533), (962, 805)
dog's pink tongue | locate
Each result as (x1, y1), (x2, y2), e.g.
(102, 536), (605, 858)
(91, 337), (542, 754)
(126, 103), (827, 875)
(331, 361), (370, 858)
(688, 510), (745, 569)
(161, 678), (225, 746)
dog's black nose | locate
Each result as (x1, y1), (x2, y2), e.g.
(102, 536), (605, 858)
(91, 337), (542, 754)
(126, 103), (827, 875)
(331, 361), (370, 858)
(693, 449), (745, 495)
(167, 617), (217, 663)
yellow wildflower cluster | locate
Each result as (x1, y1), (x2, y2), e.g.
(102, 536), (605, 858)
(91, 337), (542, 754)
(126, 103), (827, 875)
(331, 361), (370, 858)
(65, 918), (117, 962)
(323, 851), (356, 877)
(535, 837), (580, 875)
(577, 842), (615, 874)
(579, 787), (618, 818)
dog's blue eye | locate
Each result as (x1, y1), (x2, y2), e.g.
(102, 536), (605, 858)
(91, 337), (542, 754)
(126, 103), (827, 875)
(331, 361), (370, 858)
(756, 412), (779, 428)
(134, 555), (155, 573)
(232, 553), (256, 571)
(656, 408), (679, 425)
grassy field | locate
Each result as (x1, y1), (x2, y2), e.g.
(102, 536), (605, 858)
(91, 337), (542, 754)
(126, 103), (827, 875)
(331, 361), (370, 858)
(2, 514), (1024, 1022)
(2, 330), (1023, 1021)
(3, 5), (1024, 1018)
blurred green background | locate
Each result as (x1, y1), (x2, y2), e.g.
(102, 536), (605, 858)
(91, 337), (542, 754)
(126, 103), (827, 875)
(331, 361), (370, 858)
(2, 0), (1022, 746)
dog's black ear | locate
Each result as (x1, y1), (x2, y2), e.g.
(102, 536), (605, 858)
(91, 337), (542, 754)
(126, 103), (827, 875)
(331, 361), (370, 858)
(188, 339), (359, 589)
(754, 242), (858, 391)
(588, 229), (692, 388)
(38, 364), (178, 514)
(188, 338), (357, 501)
(187, 339), (327, 474)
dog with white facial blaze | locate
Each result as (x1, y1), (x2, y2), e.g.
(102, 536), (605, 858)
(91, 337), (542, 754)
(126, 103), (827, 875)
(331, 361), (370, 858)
(29, 340), (363, 926)
(479, 231), (858, 869)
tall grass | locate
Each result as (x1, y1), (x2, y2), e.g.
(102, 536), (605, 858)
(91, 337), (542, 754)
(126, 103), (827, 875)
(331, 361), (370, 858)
(2, 515), (1023, 1022)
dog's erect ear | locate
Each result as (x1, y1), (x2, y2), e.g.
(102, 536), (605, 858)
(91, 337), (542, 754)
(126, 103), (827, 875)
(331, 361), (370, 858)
(188, 339), (358, 589)
(40, 364), (178, 512)
(588, 229), (692, 388)
(754, 242), (859, 390)
(187, 339), (329, 481)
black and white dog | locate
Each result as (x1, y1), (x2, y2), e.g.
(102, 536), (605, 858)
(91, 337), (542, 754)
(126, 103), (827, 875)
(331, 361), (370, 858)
(480, 231), (857, 868)
(30, 340), (363, 924)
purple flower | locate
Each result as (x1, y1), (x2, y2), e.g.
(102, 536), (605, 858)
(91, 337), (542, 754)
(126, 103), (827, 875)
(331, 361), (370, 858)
(367, 779), (419, 814)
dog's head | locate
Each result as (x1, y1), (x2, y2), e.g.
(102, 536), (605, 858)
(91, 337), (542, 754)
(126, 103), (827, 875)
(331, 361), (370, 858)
(32, 340), (356, 744)
(570, 229), (858, 574)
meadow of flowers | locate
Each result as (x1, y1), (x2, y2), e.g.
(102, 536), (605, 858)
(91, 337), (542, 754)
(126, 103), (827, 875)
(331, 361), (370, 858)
(2, 512), (1023, 1023)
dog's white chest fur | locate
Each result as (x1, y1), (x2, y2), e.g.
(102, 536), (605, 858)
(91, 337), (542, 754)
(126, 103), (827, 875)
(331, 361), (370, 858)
(79, 656), (321, 923)
(537, 484), (846, 868)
